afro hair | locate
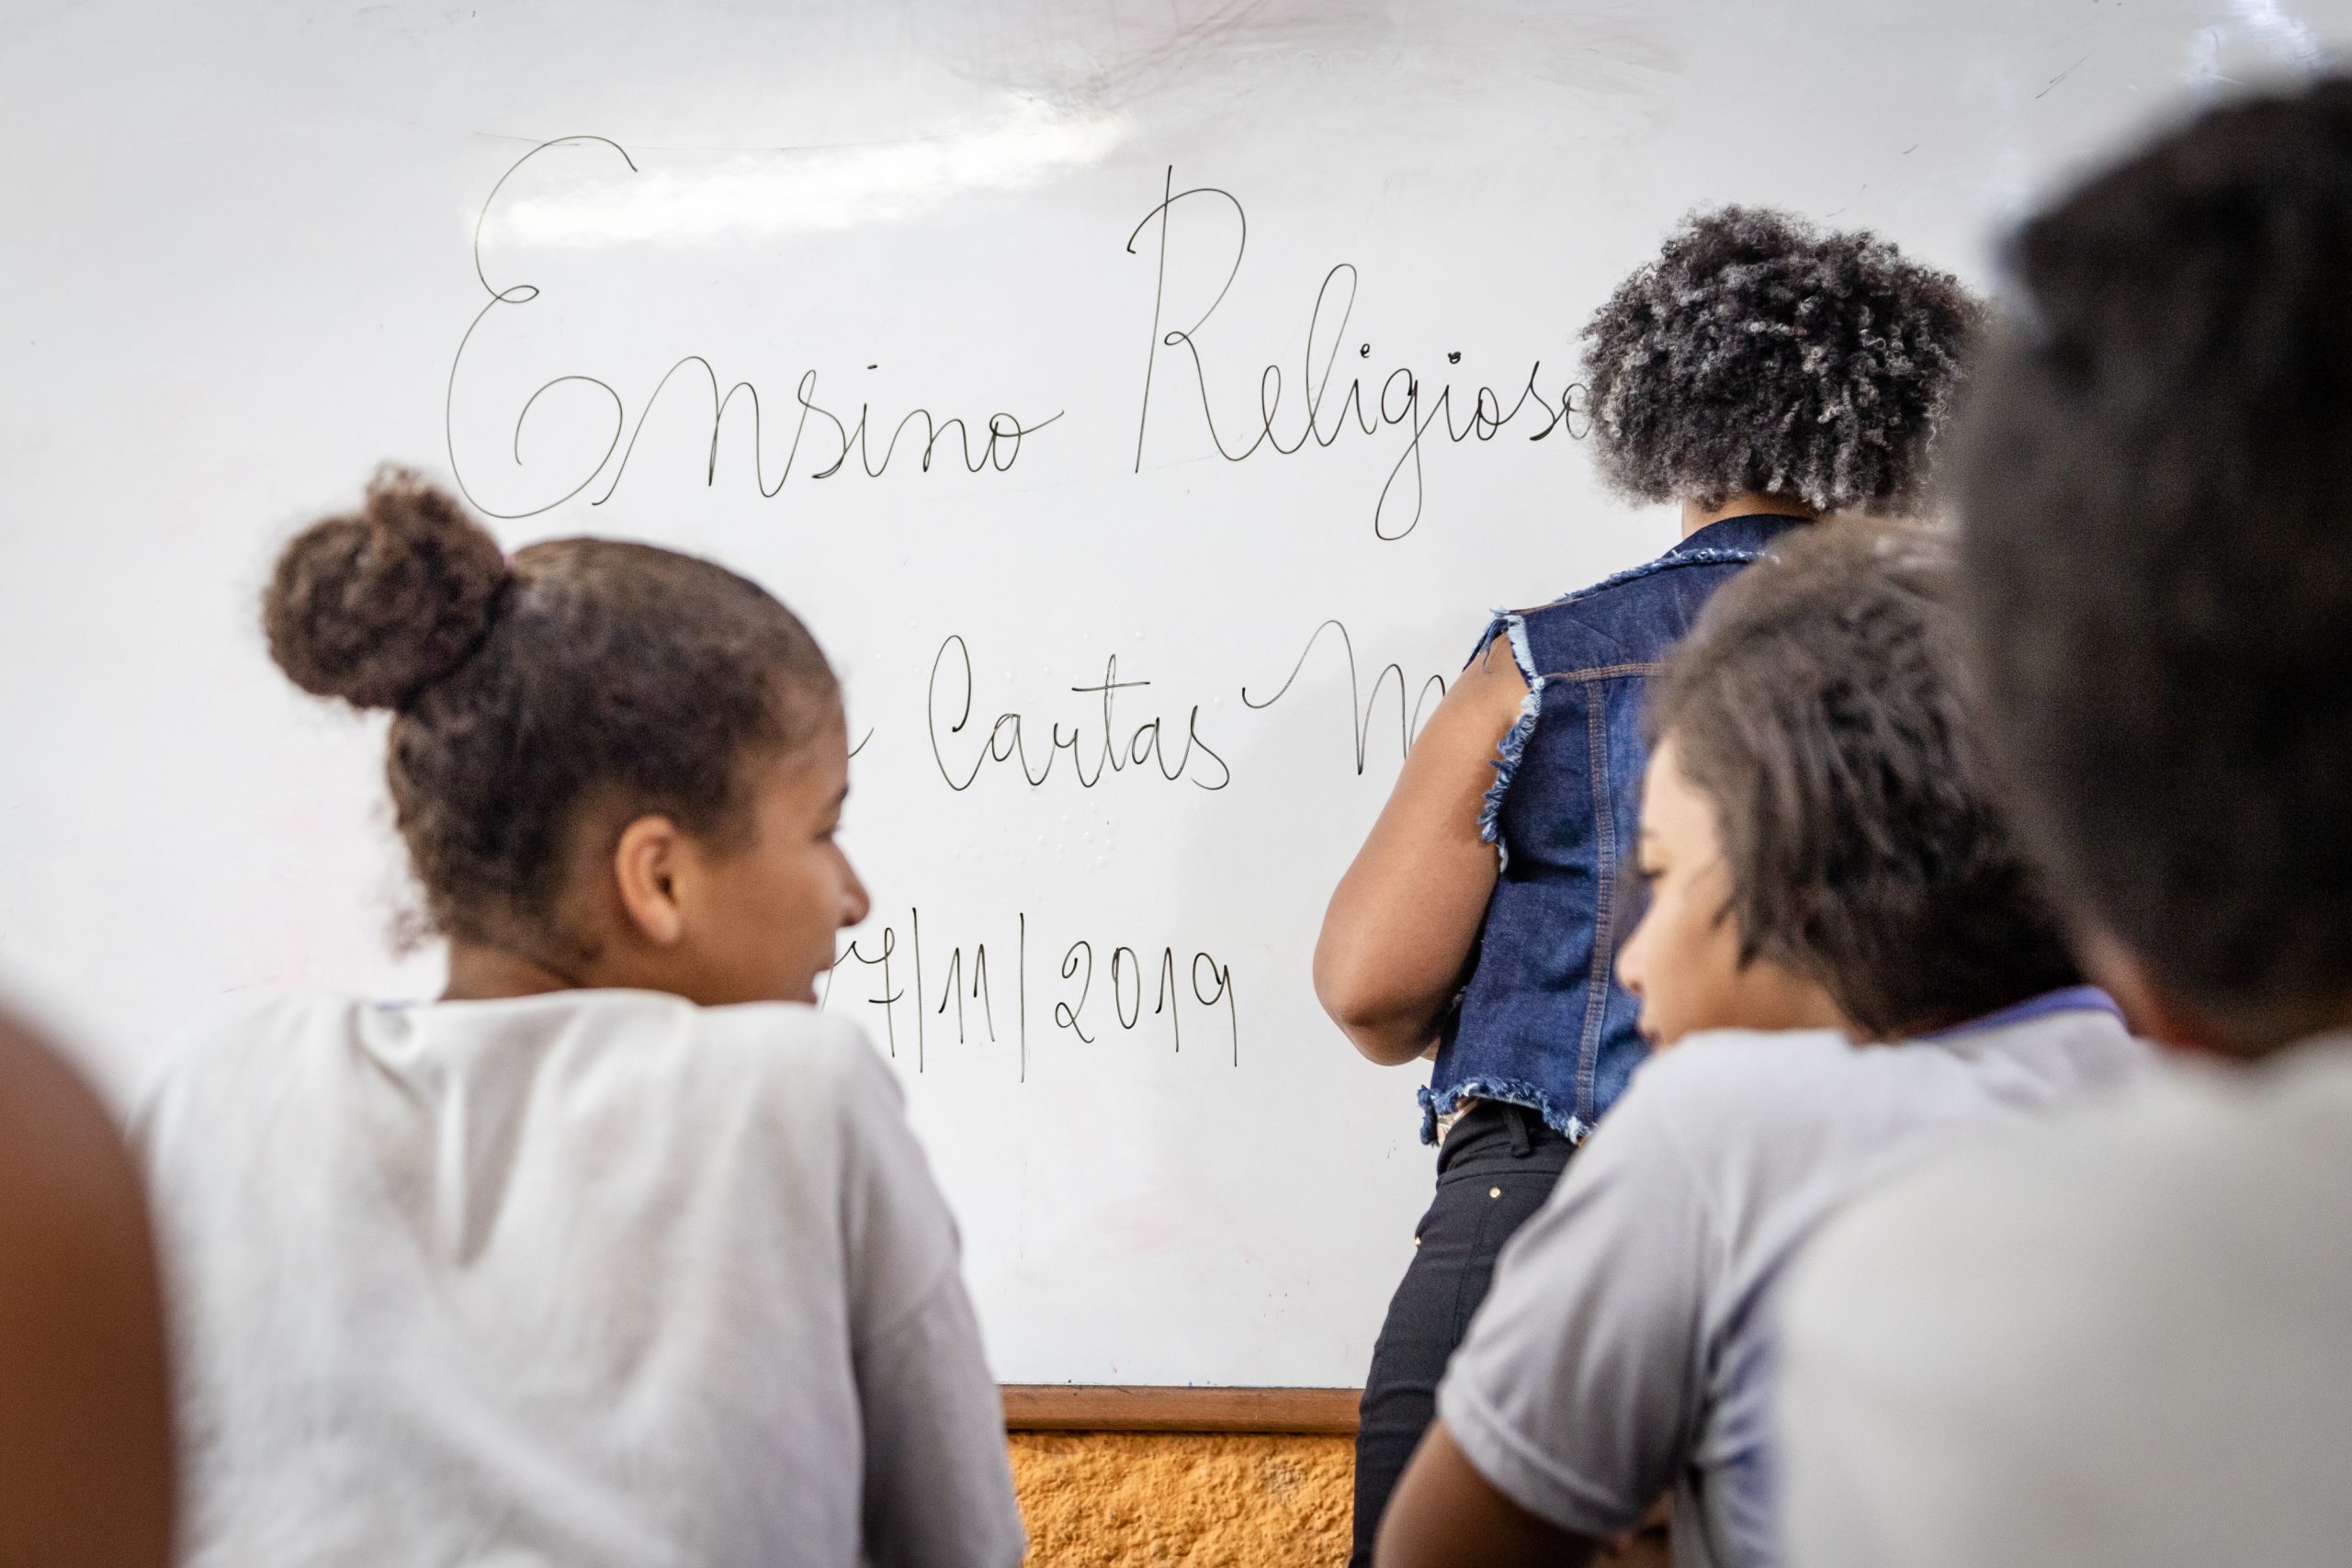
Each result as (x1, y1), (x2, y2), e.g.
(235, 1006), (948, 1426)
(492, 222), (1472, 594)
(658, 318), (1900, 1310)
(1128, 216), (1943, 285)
(1579, 206), (1979, 514)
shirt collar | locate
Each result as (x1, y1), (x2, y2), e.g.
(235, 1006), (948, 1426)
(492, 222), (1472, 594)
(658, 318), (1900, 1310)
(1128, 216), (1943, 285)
(1667, 513), (1813, 558)
(1917, 985), (2125, 1042)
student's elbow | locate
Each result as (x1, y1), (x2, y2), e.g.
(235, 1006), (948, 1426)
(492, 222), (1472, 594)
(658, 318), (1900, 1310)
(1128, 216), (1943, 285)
(1378, 1421), (1596, 1568)
(1314, 934), (1437, 1067)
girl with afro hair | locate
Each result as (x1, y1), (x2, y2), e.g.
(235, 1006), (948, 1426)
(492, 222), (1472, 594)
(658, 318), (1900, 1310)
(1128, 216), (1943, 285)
(1315, 204), (1976, 1564)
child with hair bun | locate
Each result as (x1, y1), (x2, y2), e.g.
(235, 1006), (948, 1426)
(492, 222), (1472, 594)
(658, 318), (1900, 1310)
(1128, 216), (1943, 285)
(1316, 206), (1978, 1562)
(139, 470), (1024, 1568)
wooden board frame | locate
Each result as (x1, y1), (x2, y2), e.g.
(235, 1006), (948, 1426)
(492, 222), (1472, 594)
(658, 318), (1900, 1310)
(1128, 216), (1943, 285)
(1001, 1385), (1361, 1435)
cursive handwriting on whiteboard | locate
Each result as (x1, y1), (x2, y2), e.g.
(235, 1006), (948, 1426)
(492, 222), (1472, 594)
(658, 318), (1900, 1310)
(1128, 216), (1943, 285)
(1126, 166), (1590, 540)
(446, 136), (1065, 520)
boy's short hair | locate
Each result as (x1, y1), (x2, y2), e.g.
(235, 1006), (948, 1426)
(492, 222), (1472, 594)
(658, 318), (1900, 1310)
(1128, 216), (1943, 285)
(1581, 206), (1979, 514)
(1956, 79), (2352, 1048)
(1645, 524), (2081, 1038)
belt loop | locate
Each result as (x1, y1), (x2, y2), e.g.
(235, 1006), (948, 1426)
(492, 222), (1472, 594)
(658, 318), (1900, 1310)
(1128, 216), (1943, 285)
(1505, 1104), (1532, 1157)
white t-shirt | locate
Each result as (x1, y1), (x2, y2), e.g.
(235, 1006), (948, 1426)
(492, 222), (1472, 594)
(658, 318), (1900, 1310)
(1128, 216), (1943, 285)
(1776, 1033), (2352, 1568)
(1436, 998), (2149, 1568)
(135, 990), (1025, 1568)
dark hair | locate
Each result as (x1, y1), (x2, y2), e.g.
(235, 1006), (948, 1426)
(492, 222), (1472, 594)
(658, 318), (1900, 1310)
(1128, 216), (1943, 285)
(1643, 523), (2080, 1038)
(1581, 206), (1979, 514)
(265, 468), (839, 954)
(1953, 79), (2352, 1049)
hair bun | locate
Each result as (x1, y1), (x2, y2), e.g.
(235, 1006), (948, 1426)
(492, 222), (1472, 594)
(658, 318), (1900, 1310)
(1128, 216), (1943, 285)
(263, 468), (509, 710)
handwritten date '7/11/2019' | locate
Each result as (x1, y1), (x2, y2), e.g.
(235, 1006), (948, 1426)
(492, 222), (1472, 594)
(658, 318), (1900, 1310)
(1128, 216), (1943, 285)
(446, 139), (1590, 535)
(824, 909), (1239, 1079)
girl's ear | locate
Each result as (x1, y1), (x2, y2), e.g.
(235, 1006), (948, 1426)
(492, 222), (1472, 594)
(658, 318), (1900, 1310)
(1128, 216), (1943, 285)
(611, 815), (688, 947)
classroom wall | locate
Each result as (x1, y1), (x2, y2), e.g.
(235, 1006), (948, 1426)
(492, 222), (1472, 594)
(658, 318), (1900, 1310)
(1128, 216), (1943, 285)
(1010, 1432), (1352, 1567)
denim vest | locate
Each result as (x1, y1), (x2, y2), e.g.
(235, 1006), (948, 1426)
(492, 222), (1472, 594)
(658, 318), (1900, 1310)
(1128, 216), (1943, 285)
(1419, 514), (1808, 1144)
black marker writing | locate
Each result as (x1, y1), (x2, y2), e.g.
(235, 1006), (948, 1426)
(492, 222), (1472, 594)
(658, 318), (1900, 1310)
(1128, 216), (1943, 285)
(1127, 166), (1589, 540)
(828, 908), (1238, 1072)
(1056, 942), (1094, 1043)
(832, 923), (905, 1055)
(928, 635), (1233, 793)
(447, 136), (1063, 520)
(1242, 619), (1449, 773)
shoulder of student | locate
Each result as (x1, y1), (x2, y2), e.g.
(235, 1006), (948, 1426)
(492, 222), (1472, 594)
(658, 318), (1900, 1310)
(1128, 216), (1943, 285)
(1604, 1012), (2147, 1179)
(140, 989), (905, 1137)
(1783, 1034), (2352, 1417)
(1777, 1040), (2352, 1560)
(1525, 541), (1755, 621)
(1492, 547), (1755, 666)
(689, 998), (911, 1129)
(682, 997), (899, 1084)
(1603, 1027), (1873, 1151)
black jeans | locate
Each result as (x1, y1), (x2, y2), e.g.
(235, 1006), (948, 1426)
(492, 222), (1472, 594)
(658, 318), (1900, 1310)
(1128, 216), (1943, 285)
(1350, 1101), (1576, 1567)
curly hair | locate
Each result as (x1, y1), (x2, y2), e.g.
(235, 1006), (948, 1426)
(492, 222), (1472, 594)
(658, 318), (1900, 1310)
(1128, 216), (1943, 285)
(265, 468), (839, 957)
(1643, 523), (2080, 1038)
(1581, 206), (1980, 513)
(1955, 79), (2352, 1051)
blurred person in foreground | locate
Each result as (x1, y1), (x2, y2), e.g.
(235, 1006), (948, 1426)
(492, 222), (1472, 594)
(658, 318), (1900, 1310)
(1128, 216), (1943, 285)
(1776, 76), (2352, 1568)
(0, 1005), (175, 1567)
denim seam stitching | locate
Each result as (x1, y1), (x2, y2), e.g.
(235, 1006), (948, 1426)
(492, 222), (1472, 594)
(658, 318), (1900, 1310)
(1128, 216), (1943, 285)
(1573, 694), (1620, 1133)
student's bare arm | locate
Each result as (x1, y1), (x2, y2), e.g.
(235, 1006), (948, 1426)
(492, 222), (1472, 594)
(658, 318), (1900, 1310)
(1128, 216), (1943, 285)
(1316, 634), (1530, 1066)
(1375, 1419), (1597, 1568)
(0, 1014), (175, 1568)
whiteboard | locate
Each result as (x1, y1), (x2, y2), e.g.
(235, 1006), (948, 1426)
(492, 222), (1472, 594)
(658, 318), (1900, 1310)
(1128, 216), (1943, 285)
(2, 0), (2336, 1386)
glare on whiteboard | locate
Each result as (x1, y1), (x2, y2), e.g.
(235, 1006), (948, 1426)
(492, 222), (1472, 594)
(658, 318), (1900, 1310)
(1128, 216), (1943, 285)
(476, 96), (1127, 246)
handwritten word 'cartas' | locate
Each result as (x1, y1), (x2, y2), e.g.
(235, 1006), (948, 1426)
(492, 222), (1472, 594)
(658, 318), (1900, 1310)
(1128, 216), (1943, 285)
(928, 636), (1232, 793)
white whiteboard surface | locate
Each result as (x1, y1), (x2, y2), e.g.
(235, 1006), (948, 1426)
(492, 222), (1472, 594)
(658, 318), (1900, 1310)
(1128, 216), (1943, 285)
(2, 0), (2336, 1386)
